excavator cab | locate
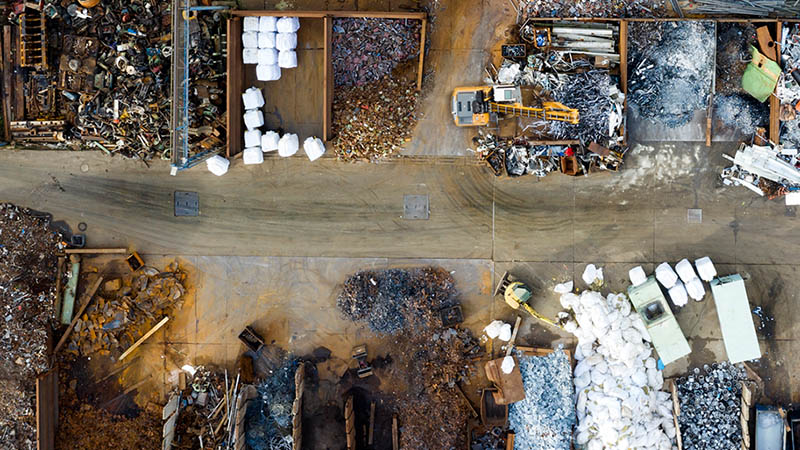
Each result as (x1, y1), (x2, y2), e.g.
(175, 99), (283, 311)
(452, 86), (492, 126)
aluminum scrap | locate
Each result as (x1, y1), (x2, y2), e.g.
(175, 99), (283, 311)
(682, 0), (800, 16)
(628, 21), (715, 129)
(514, 0), (667, 19)
(508, 349), (575, 450)
(676, 363), (748, 450)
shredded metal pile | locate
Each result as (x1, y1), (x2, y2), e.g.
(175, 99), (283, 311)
(337, 267), (458, 334)
(714, 94), (769, 136)
(66, 263), (186, 358)
(676, 363), (748, 450)
(629, 21), (715, 128)
(331, 77), (420, 162)
(332, 18), (422, 87)
(549, 70), (624, 146)
(516, 0), (667, 18)
(0, 204), (62, 450)
(683, 0), (800, 15)
(245, 355), (299, 450)
(508, 350), (575, 450)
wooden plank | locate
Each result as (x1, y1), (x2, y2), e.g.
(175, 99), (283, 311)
(707, 21), (717, 147)
(504, 316), (522, 357)
(1, 26), (11, 140)
(392, 415), (399, 450)
(506, 432), (515, 450)
(12, 26), (23, 122)
(53, 276), (103, 355)
(36, 369), (58, 450)
(416, 17), (427, 91)
(64, 248), (128, 254)
(227, 17), (244, 158)
(323, 16), (333, 142)
(118, 317), (169, 361)
(620, 19), (629, 146)
(368, 401), (375, 445)
(770, 21), (782, 143)
(232, 10), (329, 18)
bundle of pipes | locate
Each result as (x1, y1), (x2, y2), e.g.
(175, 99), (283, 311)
(521, 22), (620, 63)
(683, 0), (800, 16)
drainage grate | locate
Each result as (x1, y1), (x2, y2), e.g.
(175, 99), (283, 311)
(174, 191), (199, 216)
(403, 194), (429, 220)
(687, 208), (702, 224)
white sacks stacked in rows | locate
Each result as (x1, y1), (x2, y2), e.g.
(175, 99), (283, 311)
(242, 87), (265, 165)
(276, 17), (299, 69)
(242, 16), (285, 81)
(558, 283), (676, 450)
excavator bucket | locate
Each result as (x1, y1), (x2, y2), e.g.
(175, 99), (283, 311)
(493, 271), (514, 297)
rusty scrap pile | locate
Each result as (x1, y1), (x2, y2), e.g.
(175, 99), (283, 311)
(0, 204), (63, 450)
(332, 77), (421, 162)
(337, 267), (458, 334)
(516, 0), (667, 18)
(331, 18), (421, 87)
(66, 263), (186, 358)
(173, 366), (232, 449)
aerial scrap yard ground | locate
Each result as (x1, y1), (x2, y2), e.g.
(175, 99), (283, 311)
(3, 0), (800, 449)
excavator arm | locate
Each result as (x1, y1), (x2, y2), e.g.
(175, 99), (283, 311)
(489, 101), (579, 125)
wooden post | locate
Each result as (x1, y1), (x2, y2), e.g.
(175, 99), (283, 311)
(53, 256), (65, 321)
(323, 15), (333, 142)
(53, 276), (103, 355)
(64, 248), (128, 254)
(118, 317), (170, 361)
(417, 17), (427, 91)
(392, 415), (399, 450)
(227, 17), (244, 158)
(505, 316), (522, 357)
(770, 21), (782, 143)
(368, 401), (375, 445)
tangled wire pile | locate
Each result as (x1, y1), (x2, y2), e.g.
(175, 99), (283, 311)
(508, 350), (575, 450)
(246, 357), (300, 450)
(629, 21), (715, 128)
(676, 363), (748, 450)
(332, 18), (422, 87)
(337, 267), (458, 334)
(518, 0), (667, 18)
(549, 70), (623, 146)
(331, 77), (420, 162)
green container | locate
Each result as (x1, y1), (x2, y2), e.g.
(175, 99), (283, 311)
(742, 46), (780, 103)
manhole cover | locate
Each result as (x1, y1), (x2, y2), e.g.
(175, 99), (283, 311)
(404, 194), (429, 220)
(687, 208), (702, 224)
(175, 191), (199, 216)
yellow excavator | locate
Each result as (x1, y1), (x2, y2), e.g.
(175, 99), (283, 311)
(493, 271), (563, 329)
(451, 85), (579, 127)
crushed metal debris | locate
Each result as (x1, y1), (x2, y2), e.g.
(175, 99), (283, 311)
(515, 0), (667, 18)
(245, 354), (300, 450)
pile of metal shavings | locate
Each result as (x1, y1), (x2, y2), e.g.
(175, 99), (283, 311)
(332, 77), (421, 162)
(245, 356), (300, 450)
(548, 70), (624, 146)
(508, 350), (575, 450)
(714, 94), (769, 136)
(13, 1), (171, 159)
(66, 263), (186, 358)
(185, 11), (228, 157)
(332, 18), (422, 88)
(676, 363), (748, 450)
(683, 0), (800, 16)
(628, 21), (715, 128)
(716, 22), (756, 95)
(336, 267), (458, 334)
(517, 0), (667, 18)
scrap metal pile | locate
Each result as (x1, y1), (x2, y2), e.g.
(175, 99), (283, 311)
(675, 363), (748, 450)
(549, 70), (626, 145)
(714, 23), (769, 136)
(778, 24), (800, 152)
(629, 21), (715, 128)
(681, 0), (800, 15)
(337, 267), (476, 449)
(65, 263), (186, 358)
(173, 366), (234, 449)
(514, 0), (667, 18)
(0, 204), (63, 449)
(7, 1), (171, 159)
(245, 356), (300, 450)
(330, 18), (423, 161)
(508, 350), (575, 450)
(557, 274), (676, 449)
(721, 140), (800, 199)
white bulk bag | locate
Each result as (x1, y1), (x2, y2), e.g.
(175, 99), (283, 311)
(694, 256), (717, 282)
(258, 32), (276, 49)
(242, 87), (265, 110)
(276, 16), (300, 33)
(675, 258), (698, 284)
(686, 277), (706, 301)
(259, 16), (277, 33)
(244, 129), (262, 148)
(628, 266), (647, 287)
(278, 50), (297, 69)
(303, 136), (326, 161)
(262, 131), (280, 152)
(256, 64), (281, 81)
(257, 48), (278, 65)
(242, 31), (258, 49)
(483, 320), (504, 339)
(243, 109), (264, 130)
(243, 147), (264, 165)
(668, 281), (688, 307)
(206, 155), (230, 176)
(276, 32), (297, 51)
(278, 133), (299, 157)
(655, 262), (678, 289)
(243, 16), (260, 32)
(243, 48), (258, 65)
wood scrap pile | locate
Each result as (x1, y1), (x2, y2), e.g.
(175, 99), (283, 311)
(65, 263), (186, 358)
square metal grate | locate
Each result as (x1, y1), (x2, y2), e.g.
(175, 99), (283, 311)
(404, 194), (429, 220)
(687, 208), (702, 224)
(174, 191), (199, 216)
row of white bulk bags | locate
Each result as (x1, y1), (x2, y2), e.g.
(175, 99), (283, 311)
(244, 16), (296, 33)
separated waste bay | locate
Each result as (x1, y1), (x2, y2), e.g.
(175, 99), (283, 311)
(3, 1), (800, 450)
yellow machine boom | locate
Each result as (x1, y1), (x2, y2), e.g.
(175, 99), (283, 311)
(489, 101), (579, 125)
(452, 85), (579, 127)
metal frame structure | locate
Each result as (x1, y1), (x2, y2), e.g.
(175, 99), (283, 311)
(170, 1), (229, 174)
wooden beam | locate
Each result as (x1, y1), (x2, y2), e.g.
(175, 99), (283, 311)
(1, 26), (11, 141)
(118, 317), (169, 361)
(323, 16), (333, 142)
(36, 369), (58, 450)
(53, 276), (103, 355)
(227, 17), (244, 158)
(416, 17), (427, 91)
(64, 248), (127, 254)
(504, 316), (522, 357)
(770, 21), (782, 143)
(620, 20), (628, 146)
(392, 415), (399, 450)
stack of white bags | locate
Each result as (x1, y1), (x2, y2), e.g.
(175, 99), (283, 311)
(650, 257), (717, 306)
(242, 16), (299, 81)
(557, 275), (676, 450)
